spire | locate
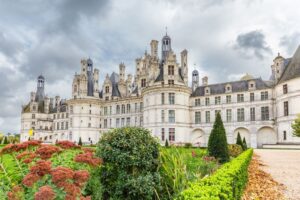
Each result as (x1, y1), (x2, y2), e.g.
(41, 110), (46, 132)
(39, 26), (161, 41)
(161, 30), (172, 61)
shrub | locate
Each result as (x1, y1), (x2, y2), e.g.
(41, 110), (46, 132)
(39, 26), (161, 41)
(243, 137), (248, 150)
(3, 136), (9, 144)
(179, 149), (253, 200)
(165, 139), (169, 147)
(184, 143), (193, 148)
(228, 144), (243, 157)
(236, 132), (243, 149)
(207, 112), (229, 163)
(96, 127), (161, 200)
(78, 137), (83, 146)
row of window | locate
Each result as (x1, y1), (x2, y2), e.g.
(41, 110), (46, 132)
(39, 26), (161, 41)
(103, 102), (143, 115)
(53, 113), (68, 119)
(161, 128), (175, 142)
(102, 117), (143, 128)
(194, 106), (270, 123)
(55, 121), (69, 130)
(194, 91), (269, 106)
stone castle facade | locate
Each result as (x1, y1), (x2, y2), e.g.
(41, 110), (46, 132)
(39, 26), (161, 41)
(20, 33), (300, 148)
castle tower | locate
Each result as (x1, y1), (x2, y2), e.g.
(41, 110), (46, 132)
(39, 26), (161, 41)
(35, 75), (45, 102)
(192, 70), (199, 91)
(93, 68), (99, 96)
(87, 58), (94, 96)
(161, 33), (172, 62)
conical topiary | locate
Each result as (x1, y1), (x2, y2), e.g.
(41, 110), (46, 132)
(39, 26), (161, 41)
(242, 137), (248, 150)
(3, 136), (8, 144)
(236, 132), (243, 149)
(165, 139), (169, 147)
(78, 137), (83, 146)
(208, 112), (229, 163)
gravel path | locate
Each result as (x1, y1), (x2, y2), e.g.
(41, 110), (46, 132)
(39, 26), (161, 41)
(255, 149), (300, 200)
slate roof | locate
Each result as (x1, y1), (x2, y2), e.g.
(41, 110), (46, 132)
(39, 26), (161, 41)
(191, 78), (272, 97)
(110, 72), (121, 97)
(278, 46), (300, 84)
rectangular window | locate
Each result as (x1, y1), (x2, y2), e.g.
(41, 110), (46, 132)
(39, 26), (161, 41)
(161, 128), (165, 141)
(109, 106), (112, 115)
(168, 80), (174, 85)
(261, 91), (268, 101)
(169, 93), (175, 104)
(226, 109), (232, 122)
(141, 79), (146, 87)
(284, 101), (289, 116)
(215, 96), (221, 105)
(121, 118), (125, 127)
(161, 93), (165, 104)
(250, 107), (255, 121)
(237, 94), (244, 102)
(104, 119), (107, 128)
(195, 99), (201, 106)
(32, 114), (35, 119)
(195, 111), (201, 124)
(168, 65), (174, 75)
(88, 123), (91, 128)
(121, 105), (125, 114)
(135, 103), (138, 112)
(169, 128), (175, 141)
(61, 122), (64, 130)
(65, 122), (68, 129)
(116, 118), (120, 128)
(261, 106), (269, 120)
(70, 106), (73, 114)
(205, 111), (210, 123)
(283, 84), (288, 94)
(168, 110), (175, 123)
(116, 105), (120, 114)
(126, 117), (130, 126)
(140, 116), (143, 126)
(126, 104), (131, 113)
(226, 95), (231, 104)
(140, 102), (143, 111)
(205, 97), (210, 106)
(161, 110), (165, 123)
(250, 93), (254, 102)
(57, 122), (59, 130)
(104, 107), (108, 115)
(237, 108), (245, 122)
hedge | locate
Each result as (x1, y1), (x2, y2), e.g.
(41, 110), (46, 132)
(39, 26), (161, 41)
(179, 148), (253, 200)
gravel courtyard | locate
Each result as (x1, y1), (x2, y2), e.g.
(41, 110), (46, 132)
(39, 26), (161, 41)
(255, 149), (300, 200)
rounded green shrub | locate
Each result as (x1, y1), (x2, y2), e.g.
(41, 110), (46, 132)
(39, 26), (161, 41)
(228, 144), (243, 157)
(96, 127), (161, 200)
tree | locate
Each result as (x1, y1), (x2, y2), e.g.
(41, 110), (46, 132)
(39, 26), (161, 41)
(78, 137), (82, 146)
(292, 114), (300, 137)
(242, 137), (248, 150)
(165, 139), (169, 147)
(207, 112), (229, 163)
(3, 136), (8, 144)
(236, 132), (243, 149)
(97, 127), (161, 199)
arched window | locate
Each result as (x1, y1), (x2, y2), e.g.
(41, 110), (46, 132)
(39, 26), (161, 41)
(105, 86), (109, 93)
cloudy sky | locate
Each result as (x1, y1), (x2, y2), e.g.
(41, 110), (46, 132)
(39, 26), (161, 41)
(1, 0), (300, 133)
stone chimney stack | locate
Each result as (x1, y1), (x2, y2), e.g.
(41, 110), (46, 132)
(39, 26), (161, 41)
(150, 40), (158, 58)
(202, 76), (208, 86)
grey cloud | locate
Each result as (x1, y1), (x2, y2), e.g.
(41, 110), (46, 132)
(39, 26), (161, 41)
(234, 30), (272, 59)
(280, 32), (300, 55)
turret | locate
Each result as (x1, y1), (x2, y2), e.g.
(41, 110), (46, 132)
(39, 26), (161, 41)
(35, 75), (45, 102)
(119, 63), (126, 82)
(93, 68), (99, 96)
(271, 53), (285, 83)
(44, 96), (50, 114)
(161, 33), (172, 62)
(202, 76), (208, 86)
(87, 58), (94, 96)
(192, 70), (199, 91)
(30, 92), (36, 102)
(126, 74), (133, 96)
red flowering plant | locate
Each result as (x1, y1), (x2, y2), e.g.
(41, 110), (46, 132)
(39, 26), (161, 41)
(34, 185), (56, 200)
(56, 140), (79, 149)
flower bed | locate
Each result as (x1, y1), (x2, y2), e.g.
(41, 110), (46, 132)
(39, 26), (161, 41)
(179, 148), (253, 200)
(0, 140), (101, 200)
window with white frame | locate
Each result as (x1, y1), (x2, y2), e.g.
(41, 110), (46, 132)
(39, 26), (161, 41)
(226, 95), (231, 104)
(261, 106), (269, 120)
(215, 96), (221, 105)
(226, 109), (232, 122)
(169, 93), (175, 104)
(169, 128), (175, 141)
(237, 108), (245, 122)
(250, 107), (255, 121)
(195, 111), (201, 124)
(195, 98), (201, 106)
(205, 97), (210, 106)
(237, 94), (244, 102)
(205, 111), (210, 123)
(168, 110), (175, 123)
(161, 110), (165, 122)
(261, 91), (268, 101)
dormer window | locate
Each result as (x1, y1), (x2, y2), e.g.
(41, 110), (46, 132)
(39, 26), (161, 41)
(225, 84), (231, 93)
(141, 79), (146, 87)
(205, 87), (210, 95)
(248, 81), (256, 90)
(168, 80), (174, 85)
(105, 86), (109, 93)
(168, 65), (174, 75)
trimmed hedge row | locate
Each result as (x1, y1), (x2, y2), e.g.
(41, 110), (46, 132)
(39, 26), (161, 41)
(179, 148), (253, 200)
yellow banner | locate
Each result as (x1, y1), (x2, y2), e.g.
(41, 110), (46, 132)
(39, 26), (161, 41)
(29, 128), (33, 136)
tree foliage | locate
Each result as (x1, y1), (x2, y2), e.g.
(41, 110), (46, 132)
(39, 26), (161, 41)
(292, 114), (300, 137)
(96, 127), (161, 199)
(207, 112), (229, 163)
(3, 136), (9, 144)
(165, 139), (169, 147)
(236, 132), (243, 148)
(78, 137), (82, 146)
(242, 137), (248, 150)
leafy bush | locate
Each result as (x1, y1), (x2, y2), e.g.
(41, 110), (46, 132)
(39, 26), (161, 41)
(208, 112), (229, 163)
(184, 143), (193, 148)
(179, 148), (253, 200)
(228, 144), (243, 157)
(96, 127), (160, 200)
(78, 137), (83, 146)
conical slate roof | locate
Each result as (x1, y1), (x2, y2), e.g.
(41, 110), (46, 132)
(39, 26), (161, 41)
(278, 46), (300, 84)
